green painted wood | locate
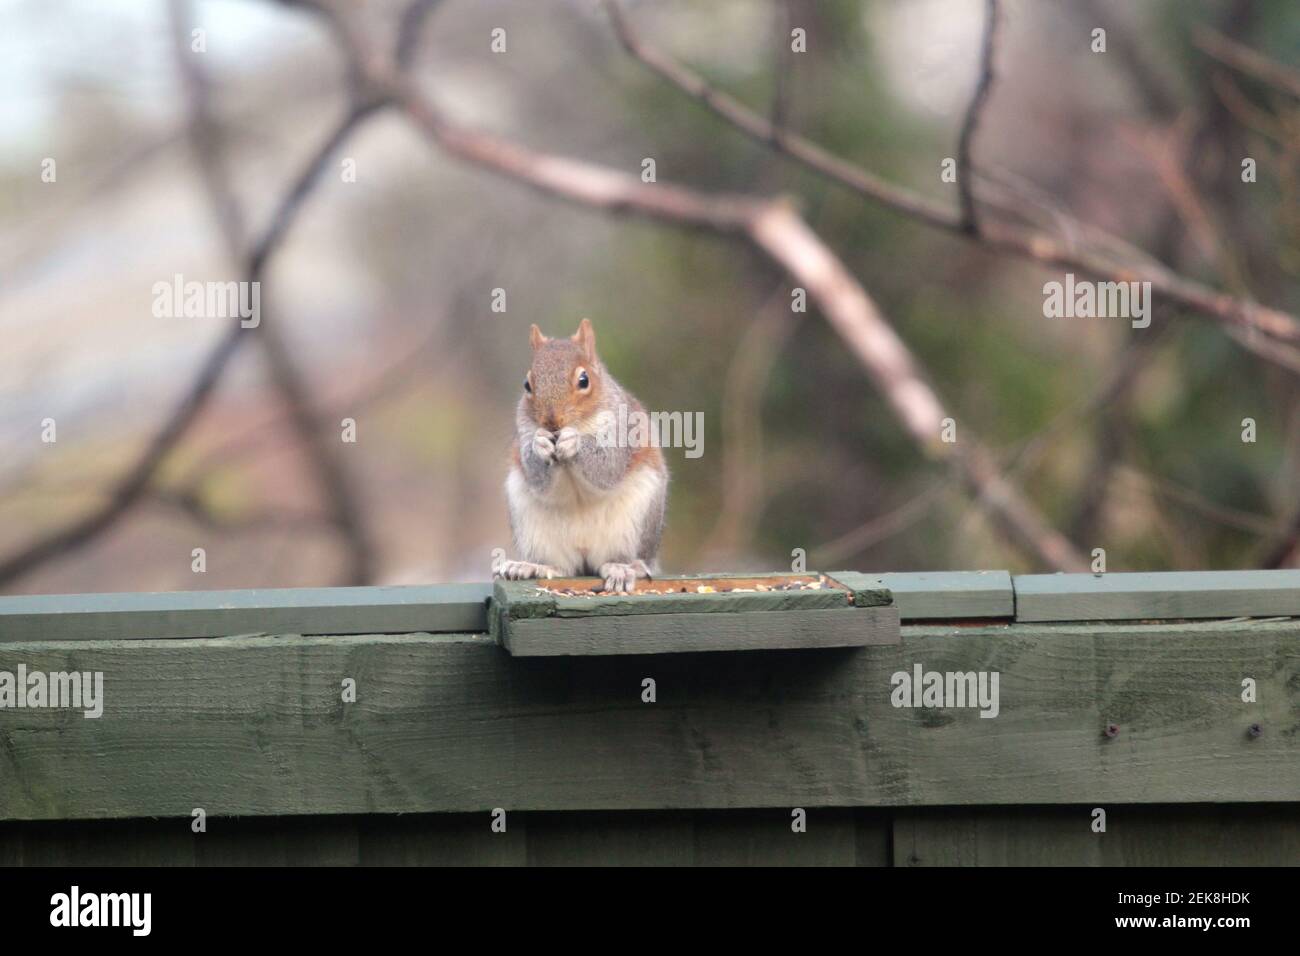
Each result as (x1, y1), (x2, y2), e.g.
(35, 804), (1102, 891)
(493, 581), (555, 620)
(825, 572), (893, 609)
(869, 571), (1014, 619)
(494, 573), (895, 654)
(501, 606), (901, 656)
(1014, 570), (1300, 621)
(894, 805), (1300, 866)
(1, 618), (1294, 820)
(0, 584), (492, 641)
(828, 573), (891, 608)
(496, 573), (878, 619)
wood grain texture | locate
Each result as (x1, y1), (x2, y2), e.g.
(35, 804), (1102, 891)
(0, 585), (492, 641)
(501, 606), (902, 656)
(493, 580), (555, 620)
(1, 619), (1294, 820)
(894, 805), (1300, 866)
(871, 571), (1014, 619)
(825, 572), (893, 609)
(1014, 570), (1300, 621)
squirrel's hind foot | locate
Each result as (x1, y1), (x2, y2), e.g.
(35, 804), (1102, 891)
(598, 560), (652, 594)
(494, 558), (562, 581)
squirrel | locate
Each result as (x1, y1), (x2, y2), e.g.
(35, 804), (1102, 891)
(492, 318), (669, 593)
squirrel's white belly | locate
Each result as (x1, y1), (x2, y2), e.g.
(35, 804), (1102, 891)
(506, 464), (661, 574)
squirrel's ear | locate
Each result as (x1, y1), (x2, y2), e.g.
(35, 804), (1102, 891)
(572, 318), (596, 362)
(529, 324), (547, 350)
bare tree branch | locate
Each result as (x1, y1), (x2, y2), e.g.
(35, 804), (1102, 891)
(1194, 25), (1300, 100)
(602, 0), (1300, 367)
(1260, 511), (1300, 567)
(150, 485), (330, 535)
(815, 321), (1179, 566)
(169, 0), (377, 585)
(769, 0), (793, 137)
(0, 51), (386, 590)
(177, 321), (449, 488)
(956, 0), (1000, 234)
(396, 0), (447, 69)
(0, 329), (244, 588)
(1119, 467), (1274, 537)
(604, 0), (952, 229)
(0, 0), (463, 589)
(702, 282), (805, 562)
(811, 481), (948, 567)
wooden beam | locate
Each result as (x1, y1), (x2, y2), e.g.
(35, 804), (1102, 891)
(1, 618), (1293, 820)
(0, 585), (492, 641)
(846, 571), (1014, 619)
(494, 573), (886, 619)
(501, 606), (901, 656)
(1013, 571), (1300, 621)
(492, 574), (897, 654)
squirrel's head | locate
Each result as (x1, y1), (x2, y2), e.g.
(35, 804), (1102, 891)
(523, 318), (603, 431)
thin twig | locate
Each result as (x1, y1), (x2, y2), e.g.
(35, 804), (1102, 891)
(150, 486), (331, 535)
(957, 0), (1000, 234)
(811, 481), (949, 567)
(1258, 503), (1300, 568)
(1194, 26), (1300, 100)
(769, 0), (793, 138)
(703, 282), (805, 561)
(1119, 467), (1275, 537)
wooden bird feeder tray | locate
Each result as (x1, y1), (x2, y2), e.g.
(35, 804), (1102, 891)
(490, 571), (900, 656)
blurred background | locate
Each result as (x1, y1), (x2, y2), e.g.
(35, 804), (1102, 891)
(1, 0), (1297, 594)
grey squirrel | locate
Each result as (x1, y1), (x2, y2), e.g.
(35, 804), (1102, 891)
(492, 319), (669, 593)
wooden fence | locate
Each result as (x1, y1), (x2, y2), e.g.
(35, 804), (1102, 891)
(0, 571), (1296, 865)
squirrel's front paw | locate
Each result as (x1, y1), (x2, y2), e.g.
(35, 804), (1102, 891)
(598, 560), (650, 594)
(495, 559), (561, 581)
(532, 428), (556, 462)
(554, 426), (581, 461)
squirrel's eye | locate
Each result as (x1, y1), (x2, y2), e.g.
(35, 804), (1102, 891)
(524, 377), (531, 394)
(577, 371), (590, 390)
